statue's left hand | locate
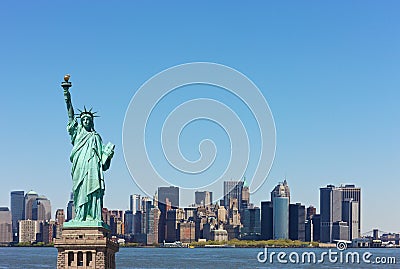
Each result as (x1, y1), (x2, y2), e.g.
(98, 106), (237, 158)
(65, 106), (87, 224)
(102, 150), (113, 171)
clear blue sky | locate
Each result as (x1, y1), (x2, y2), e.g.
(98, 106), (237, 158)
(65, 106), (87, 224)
(0, 1), (399, 234)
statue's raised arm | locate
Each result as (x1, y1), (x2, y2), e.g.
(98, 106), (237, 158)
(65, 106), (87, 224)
(61, 74), (74, 121)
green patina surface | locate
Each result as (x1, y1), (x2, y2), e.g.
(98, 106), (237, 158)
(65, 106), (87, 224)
(63, 219), (110, 229)
(62, 77), (114, 227)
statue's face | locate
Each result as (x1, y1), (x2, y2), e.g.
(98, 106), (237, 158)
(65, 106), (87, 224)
(81, 116), (93, 131)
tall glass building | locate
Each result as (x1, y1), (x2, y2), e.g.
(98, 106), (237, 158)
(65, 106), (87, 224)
(273, 196), (289, 239)
(261, 201), (273, 240)
(10, 191), (24, 241)
(271, 180), (290, 240)
(241, 207), (261, 237)
(289, 203), (306, 241)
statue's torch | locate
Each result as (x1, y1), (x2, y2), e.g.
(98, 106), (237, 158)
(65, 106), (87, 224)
(61, 74), (72, 91)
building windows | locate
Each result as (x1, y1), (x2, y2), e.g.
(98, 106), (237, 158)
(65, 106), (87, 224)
(68, 252), (74, 266)
(77, 251), (83, 266)
(86, 252), (92, 266)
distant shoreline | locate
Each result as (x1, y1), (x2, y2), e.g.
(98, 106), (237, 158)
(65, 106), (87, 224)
(3, 239), (397, 249)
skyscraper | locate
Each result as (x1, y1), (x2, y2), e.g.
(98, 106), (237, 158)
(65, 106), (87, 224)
(10, 190), (24, 241)
(273, 196), (289, 239)
(24, 190), (38, 220)
(133, 211), (142, 235)
(271, 180), (290, 240)
(66, 192), (75, 221)
(153, 191), (158, 208)
(289, 203), (306, 241)
(312, 214), (321, 242)
(195, 191), (213, 206)
(109, 210), (124, 236)
(42, 221), (56, 244)
(55, 209), (65, 226)
(32, 196), (51, 221)
(241, 207), (261, 239)
(342, 199), (359, 241)
(55, 209), (65, 239)
(166, 209), (184, 242)
(340, 184), (361, 237)
(320, 184), (361, 242)
(141, 197), (153, 234)
(130, 194), (141, 214)
(223, 180), (244, 211)
(158, 187), (179, 209)
(271, 179), (290, 202)
(241, 178), (250, 210)
(124, 210), (134, 235)
(261, 201), (273, 240)
(0, 207), (12, 244)
(147, 207), (160, 245)
(320, 185), (343, 243)
(157, 186), (179, 242)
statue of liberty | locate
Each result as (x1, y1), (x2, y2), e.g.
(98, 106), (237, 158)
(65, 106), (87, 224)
(61, 74), (114, 225)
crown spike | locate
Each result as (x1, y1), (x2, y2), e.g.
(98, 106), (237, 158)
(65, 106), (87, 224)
(77, 106), (100, 119)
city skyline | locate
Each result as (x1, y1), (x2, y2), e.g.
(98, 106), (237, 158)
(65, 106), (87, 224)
(0, 2), (399, 234)
(1, 180), (378, 247)
(2, 179), (388, 237)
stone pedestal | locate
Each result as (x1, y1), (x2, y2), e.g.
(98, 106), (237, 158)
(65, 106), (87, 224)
(54, 226), (119, 269)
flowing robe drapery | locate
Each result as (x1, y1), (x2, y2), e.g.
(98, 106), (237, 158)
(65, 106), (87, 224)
(67, 118), (105, 221)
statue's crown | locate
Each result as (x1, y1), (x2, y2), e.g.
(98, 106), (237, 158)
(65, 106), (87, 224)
(76, 106), (99, 119)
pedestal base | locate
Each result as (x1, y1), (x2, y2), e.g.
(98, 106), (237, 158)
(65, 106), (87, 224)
(54, 225), (119, 269)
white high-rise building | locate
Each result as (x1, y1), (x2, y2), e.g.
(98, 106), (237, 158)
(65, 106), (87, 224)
(18, 219), (40, 243)
(130, 194), (141, 214)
